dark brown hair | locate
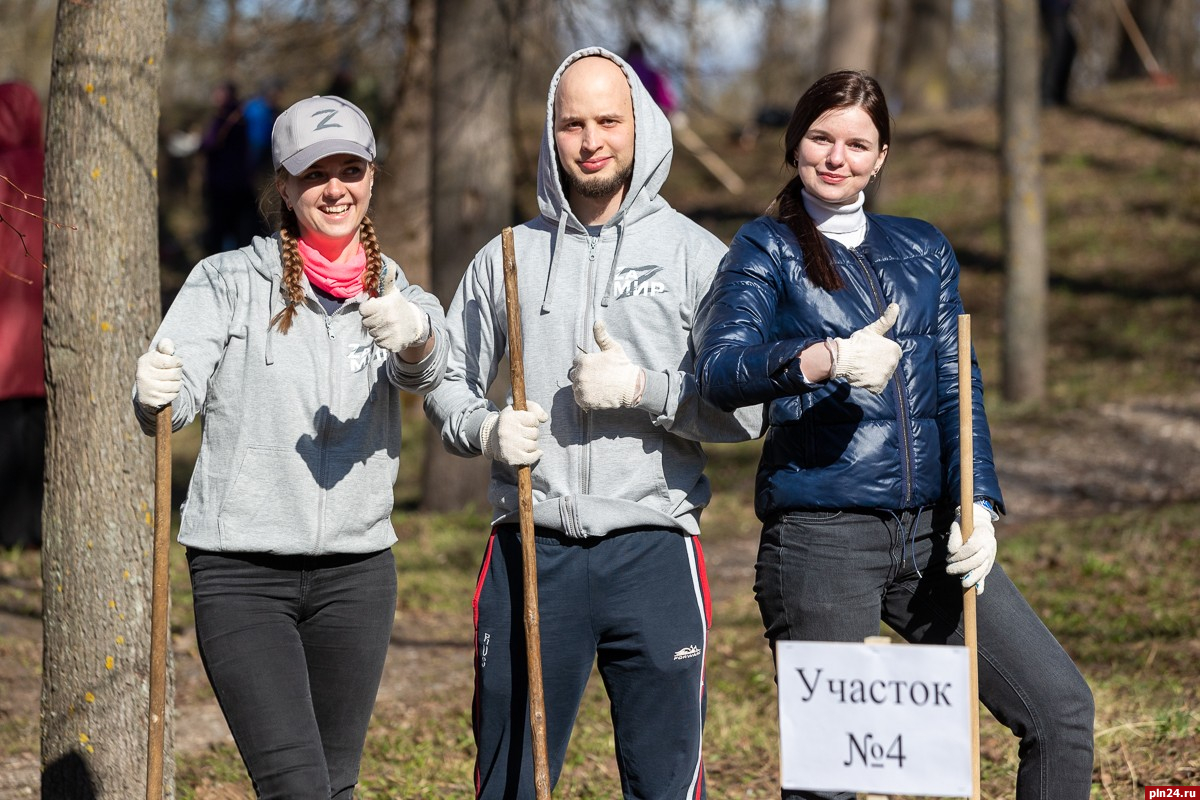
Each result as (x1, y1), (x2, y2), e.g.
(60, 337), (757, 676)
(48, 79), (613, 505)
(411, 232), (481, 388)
(268, 168), (383, 333)
(771, 70), (891, 291)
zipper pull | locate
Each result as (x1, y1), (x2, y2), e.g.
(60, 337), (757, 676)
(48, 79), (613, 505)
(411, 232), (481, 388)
(324, 316), (335, 340)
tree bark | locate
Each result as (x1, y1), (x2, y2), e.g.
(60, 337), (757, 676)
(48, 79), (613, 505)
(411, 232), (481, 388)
(897, 0), (955, 113)
(40, 1), (169, 798)
(375, 0), (436, 290)
(999, 0), (1047, 402)
(420, 0), (519, 512)
(824, 0), (882, 73)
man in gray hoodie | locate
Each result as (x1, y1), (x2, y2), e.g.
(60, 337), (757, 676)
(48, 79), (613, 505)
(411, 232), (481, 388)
(424, 48), (761, 799)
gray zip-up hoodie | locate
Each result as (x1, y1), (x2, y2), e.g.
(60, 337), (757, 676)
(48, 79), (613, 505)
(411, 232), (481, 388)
(134, 234), (448, 555)
(423, 47), (762, 538)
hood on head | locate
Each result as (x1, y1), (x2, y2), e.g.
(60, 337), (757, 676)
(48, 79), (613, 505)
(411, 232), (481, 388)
(536, 47), (673, 231)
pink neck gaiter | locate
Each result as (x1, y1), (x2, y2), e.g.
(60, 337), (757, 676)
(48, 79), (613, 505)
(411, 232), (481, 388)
(297, 237), (366, 298)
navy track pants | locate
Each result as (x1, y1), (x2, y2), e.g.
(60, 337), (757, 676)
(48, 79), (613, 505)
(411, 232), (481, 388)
(472, 525), (711, 800)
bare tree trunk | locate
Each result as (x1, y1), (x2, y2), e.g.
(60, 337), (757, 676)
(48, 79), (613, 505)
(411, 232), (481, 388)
(223, 0), (238, 76)
(1163, 0), (1196, 80)
(1171, 0), (1200, 81)
(420, 0), (519, 512)
(897, 0), (956, 112)
(40, 0), (169, 797)
(680, 0), (698, 111)
(376, 0), (436, 290)
(758, 0), (799, 109)
(999, 0), (1047, 402)
(876, 0), (912, 96)
(824, 0), (882, 73)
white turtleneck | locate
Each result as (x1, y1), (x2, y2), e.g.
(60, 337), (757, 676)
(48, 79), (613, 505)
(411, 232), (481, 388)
(801, 189), (868, 248)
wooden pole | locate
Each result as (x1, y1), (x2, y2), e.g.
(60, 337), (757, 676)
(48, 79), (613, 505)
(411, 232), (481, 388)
(669, 115), (745, 195)
(1107, 0), (1174, 84)
(862, 635), (891, 800)
(958, 315), (981, 800)
(501, 227), (553, 800)
(146, 406), (172, 800)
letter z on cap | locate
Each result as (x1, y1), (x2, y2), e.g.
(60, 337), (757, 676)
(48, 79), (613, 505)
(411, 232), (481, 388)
(271, 95), (376, 175)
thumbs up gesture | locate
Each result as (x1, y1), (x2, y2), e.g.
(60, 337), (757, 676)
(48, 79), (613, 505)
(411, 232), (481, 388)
(832, 303), (902, 394)
(360, 285), (431, 353)
(570, 321), (646, 411)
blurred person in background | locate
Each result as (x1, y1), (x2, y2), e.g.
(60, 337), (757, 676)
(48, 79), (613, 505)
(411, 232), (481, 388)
(623, 39), (677, 117)
(243, 78), (283, 177)
(242, 77), (284, 232)
(1041, 0), (1078, 106)
(200, 80), (257, 252)
(0, 80), (46, 550)
(132, 95), (447, 798)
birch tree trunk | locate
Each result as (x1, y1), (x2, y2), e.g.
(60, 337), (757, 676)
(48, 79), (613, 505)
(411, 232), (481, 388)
(1000, 0), (1047, 402)
(40, 0), (170, 796)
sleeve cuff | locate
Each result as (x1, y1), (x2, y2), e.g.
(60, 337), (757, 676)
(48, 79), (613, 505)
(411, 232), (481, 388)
(634, 369), (670, 415)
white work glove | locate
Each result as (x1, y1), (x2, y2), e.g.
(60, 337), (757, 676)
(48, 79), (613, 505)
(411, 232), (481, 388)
(479, 401), (549, 466)
(135, 338), (182, 410)
(570, 322), (645, 411)
(832, 303), (902, 394)
(360, 288), (431, 353)
(946, 502), (998, 595)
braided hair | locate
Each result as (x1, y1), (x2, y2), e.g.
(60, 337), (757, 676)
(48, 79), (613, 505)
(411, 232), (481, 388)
(269, 168), (383, 334)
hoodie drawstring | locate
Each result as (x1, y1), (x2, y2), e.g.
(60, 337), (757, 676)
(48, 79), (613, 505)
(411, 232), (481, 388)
(265, 272), (282, 365)
(540, 212), (571, 313)
(599, 221), (627, 307)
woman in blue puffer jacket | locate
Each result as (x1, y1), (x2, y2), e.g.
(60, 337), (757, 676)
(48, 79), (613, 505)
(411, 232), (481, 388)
(694, 71), (1093, 800)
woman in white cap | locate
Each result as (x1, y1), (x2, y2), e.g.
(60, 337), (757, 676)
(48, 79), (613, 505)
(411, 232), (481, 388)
(132, 95), (448, 798)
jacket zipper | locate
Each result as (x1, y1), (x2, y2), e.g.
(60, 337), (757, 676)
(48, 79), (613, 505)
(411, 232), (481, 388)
(579, 230), (600, 503)
(850, 248), (914, 507)
(315, 301), (338, 552)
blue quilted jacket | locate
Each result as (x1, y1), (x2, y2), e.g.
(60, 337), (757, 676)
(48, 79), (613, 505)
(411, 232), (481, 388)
(694, 213), (1004, 522)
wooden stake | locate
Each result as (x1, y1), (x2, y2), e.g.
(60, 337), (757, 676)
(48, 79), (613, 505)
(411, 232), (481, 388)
(501, 227), (553, 800)
(1108, 0), (1175, 85)
(862, 636), (891, 800)
(958, 315), (981, 800)
(670, 114), (746, 195)
(146, 406), (171, 800)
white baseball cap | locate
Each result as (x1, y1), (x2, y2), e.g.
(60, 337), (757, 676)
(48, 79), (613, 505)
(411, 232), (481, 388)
(271, 95), (376, 175)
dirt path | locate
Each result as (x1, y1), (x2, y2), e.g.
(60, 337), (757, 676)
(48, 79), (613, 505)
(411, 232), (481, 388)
(994, 391), (1200, 523)
(3, 390), (1199, 797)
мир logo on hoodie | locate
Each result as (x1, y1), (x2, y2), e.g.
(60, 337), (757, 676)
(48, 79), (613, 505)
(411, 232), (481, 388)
(613, 264), (667, 299)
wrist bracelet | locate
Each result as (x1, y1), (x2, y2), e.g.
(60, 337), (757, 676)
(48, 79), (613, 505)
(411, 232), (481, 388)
(824, 338), (839, 379)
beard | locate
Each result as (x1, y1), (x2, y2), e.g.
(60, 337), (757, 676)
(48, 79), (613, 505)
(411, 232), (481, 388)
(563, 160), (634, 200)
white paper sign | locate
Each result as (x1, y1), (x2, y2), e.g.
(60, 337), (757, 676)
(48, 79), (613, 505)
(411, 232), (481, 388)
(777, 640), (972, 797)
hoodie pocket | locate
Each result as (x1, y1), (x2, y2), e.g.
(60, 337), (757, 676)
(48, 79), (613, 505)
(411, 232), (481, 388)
(323, 451), (396, 547)
(217, 446), (319, 551)
(588, 414), (672, 508)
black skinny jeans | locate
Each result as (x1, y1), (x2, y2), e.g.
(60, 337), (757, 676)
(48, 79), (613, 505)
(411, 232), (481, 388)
(187, 548), (397, 799)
